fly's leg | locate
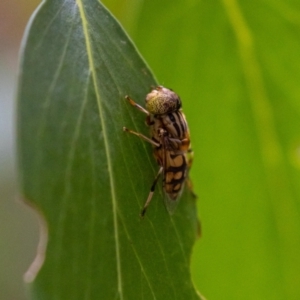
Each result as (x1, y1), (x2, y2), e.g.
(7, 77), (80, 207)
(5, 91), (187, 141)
(125, 95), (149, 115)
(124, 94), (162, 217)
(140, 166), (163, 217)
(123, 126), (161, 216)
(123, 127), (159, 147)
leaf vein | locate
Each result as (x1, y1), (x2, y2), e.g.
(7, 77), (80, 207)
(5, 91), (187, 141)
(76, 1), (124, 298)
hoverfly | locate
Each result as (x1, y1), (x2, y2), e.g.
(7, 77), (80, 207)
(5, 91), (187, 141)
(123, 86), (194, 217)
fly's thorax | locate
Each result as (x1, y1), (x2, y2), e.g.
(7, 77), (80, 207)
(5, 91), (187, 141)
(160, 110), (189, 140)
(145, 86), (181, 115)
(160, 111), (191, 152)
(148, 112), (191, 152)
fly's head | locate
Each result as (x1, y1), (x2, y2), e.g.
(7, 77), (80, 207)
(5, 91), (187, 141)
(145, 86), (181, 115)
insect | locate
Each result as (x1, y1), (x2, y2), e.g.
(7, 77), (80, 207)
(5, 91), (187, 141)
(123, 86), (194, 217)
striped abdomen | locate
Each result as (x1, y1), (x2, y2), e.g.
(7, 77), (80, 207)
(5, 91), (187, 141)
(164, 151), (188, 200)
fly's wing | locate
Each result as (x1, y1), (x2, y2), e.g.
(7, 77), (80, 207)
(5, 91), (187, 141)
(162, 137), (188, 214)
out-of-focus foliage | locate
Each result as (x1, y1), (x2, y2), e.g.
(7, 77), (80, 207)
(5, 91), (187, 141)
(103, 0), (300, 299)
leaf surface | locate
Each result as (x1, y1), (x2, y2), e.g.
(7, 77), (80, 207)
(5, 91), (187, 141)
(17, 1), (200, 299)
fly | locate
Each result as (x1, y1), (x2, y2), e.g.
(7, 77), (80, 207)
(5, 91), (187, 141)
(123, 86), (194, 217)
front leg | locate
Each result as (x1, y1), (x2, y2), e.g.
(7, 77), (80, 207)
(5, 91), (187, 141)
(125, 95), (149, 115)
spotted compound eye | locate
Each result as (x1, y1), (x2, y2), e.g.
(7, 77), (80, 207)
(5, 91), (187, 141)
(145, 86), (181, 115)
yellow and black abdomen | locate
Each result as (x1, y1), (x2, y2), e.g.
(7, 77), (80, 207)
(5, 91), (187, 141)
(164, 150), (188, 200)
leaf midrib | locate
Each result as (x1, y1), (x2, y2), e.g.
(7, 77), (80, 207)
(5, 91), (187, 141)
(76, 0), (123, 298)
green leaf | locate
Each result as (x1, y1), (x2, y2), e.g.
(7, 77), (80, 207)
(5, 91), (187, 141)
(120, 0), (300, 299)
(17, 0), (201, 299)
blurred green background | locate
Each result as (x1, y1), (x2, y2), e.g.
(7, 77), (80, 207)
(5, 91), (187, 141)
(2, 0), (300, 299)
